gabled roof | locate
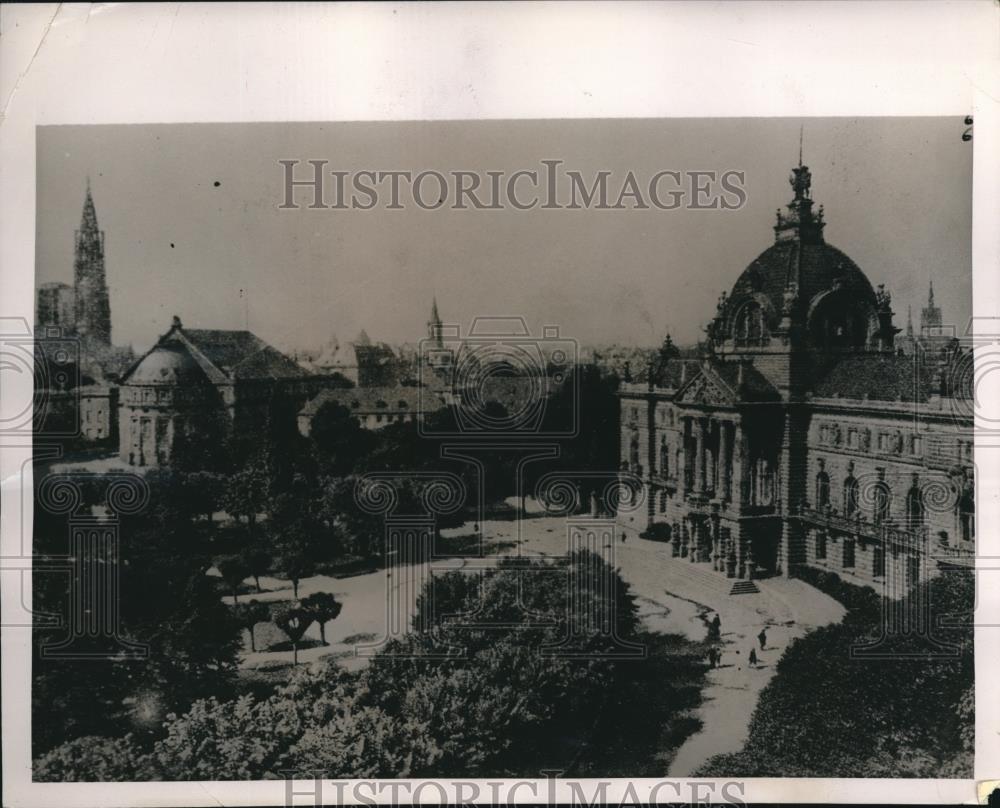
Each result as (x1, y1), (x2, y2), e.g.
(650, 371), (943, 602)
(673, 359), (780, 406)
(120, 319), (309, 386)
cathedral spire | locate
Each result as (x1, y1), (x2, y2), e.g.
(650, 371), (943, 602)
(906, 304), (914, 338)
(928, 279), (935, 307)
(74, 180), (112, 346)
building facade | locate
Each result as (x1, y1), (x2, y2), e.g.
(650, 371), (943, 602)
(618, 160), (974, 593)
(298, 384), (445, 434)
(117, 317), (316, 467)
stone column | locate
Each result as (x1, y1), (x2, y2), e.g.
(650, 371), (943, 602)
(719, 420), (733, 503)
(735, 427), (749, 506)
(711, 512), (722, 570)
(696, 419), (708, 494)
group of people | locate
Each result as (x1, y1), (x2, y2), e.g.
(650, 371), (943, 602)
(705, 616), (769, 671)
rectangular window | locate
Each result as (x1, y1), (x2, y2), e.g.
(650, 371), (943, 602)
(843, 538), (856, 569)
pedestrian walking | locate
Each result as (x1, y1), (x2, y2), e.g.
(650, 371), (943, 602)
(749, 647), (758, 668)
(758, 627), (767, 650)
(712, 613), (721, 633)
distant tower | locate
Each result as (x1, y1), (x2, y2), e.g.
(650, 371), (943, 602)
(73, 180), (112, 346)
(427, 296), (444, 350)
(920, 280), (942, 336)
(37, 282), (75, 330)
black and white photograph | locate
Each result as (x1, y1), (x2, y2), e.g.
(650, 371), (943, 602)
(1, 4), (998, 807)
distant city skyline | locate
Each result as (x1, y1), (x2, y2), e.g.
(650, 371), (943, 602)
(36, 118), (972, 354)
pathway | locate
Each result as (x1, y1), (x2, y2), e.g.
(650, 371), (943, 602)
(233, 506), (845, 774)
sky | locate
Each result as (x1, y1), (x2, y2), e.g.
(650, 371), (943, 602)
(36, 118), (972, 355)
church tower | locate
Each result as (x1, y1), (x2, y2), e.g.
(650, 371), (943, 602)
(73, 180), (112, 346)
(427, 296), (444, 350)
(920, 280), (943, 336)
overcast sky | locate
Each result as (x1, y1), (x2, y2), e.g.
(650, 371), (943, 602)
(36, 118), (972, 354)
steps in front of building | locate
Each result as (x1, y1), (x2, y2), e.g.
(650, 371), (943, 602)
(729, 580), (760, 595)
(663, 555), (742, 599)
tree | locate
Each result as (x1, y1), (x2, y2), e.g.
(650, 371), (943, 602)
(233, 600), (271, 652)
(697, 568), (974, 778)
(33, 470), (243, 759)
(275, 540), (317, 599)
(309, 400), (375, 476)
(242, 546), (272, 593)
(34, 734), (153, 782)
(215, 555), (251, 605)
(300, 591), (342, 644)
(222, 464), (268, 539)
(271, 603), (315, 665)
(184, 471), (226, 525)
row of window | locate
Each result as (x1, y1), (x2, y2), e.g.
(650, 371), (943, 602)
(814, 467), (974, 541)
(817, 422), (924, 457)
(814, 533), (923, 582)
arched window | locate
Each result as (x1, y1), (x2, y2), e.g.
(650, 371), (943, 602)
(629, 432), (640, 472)
(752, 457), (774, 506)
(735, 302), (768, 347)
(844, 475), (859, 516)
(873, 478), (891, 526)
(659, 436), (669, 477)
(957, 488), (974, 543)
(906, 484), (924, 531)
(815, 469), (831, 509)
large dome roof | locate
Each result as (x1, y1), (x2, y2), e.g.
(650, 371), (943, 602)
(727, 240), (877, 327)
(127, 343), (205, 386)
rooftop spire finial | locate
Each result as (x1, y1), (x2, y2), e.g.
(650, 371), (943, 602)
(928, 279), (935, 306)
(798, 125), (803, 167)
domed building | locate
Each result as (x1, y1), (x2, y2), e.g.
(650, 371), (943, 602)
(118, 317), (315, 467)
(619, 159), (973, 595)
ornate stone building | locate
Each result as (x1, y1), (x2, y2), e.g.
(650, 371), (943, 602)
(618, 159), (973, 593)
(117, 317), (315, 467)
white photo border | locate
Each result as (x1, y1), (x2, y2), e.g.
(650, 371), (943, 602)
(1, 2), (998, 805)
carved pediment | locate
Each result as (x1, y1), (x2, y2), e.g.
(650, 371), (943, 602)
(675, 368), (736, 407)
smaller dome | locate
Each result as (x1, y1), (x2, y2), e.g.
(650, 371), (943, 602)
(128, 344), (204, 386)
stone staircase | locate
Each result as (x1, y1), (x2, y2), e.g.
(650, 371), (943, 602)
(660, 554), (761, 598)
(663, 557), (735, 599)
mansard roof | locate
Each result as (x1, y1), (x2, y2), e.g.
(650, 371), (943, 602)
(814, 350), (971, 403)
